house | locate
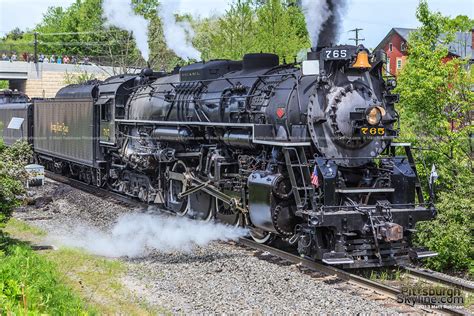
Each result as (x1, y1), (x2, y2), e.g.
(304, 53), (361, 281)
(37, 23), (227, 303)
(375, 27), (474, 76)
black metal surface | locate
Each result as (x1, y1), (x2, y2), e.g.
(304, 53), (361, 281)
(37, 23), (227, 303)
(180, 60), (242, 82)
(55, 83), (99, 99)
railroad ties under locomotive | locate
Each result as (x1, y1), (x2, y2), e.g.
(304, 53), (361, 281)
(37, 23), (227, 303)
(1, 44), (438, 268)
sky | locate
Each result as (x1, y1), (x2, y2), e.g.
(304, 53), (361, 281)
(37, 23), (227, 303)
(0, 0), (473, 49)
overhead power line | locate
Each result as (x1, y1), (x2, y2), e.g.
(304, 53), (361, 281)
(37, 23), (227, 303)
(38, 30), (125, 36)
(0, 30), (125, 36)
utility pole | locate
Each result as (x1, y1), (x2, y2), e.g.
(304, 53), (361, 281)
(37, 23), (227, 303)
(349, 28), (365, 46)
(34, 32), (38, 63)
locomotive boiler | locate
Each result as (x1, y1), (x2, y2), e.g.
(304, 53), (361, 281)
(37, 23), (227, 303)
(2, 44), (437, 268)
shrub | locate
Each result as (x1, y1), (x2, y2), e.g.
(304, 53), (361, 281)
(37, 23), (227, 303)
(415, 180), (474, 275)
(0, 140), (32, 226)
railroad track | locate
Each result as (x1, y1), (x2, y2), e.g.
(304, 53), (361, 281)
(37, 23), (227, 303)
(44, 171), (146, 209)
(43, 171), (470, 315)
(399, 265), (474, 294)
(238, 238), (469, 316)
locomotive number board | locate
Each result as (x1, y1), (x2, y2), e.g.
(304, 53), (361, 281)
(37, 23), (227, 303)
(322, 48), (354, 60)
(360, 126), (386, 136)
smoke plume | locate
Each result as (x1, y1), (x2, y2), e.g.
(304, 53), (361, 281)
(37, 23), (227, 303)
(51, 213), (248, 258)
(301, 0), (348, 47)
(317, 0), (348, 47)
(301, 0), (331, 47)
(102, 0), (150, 61)
(157, 1), (201, 61)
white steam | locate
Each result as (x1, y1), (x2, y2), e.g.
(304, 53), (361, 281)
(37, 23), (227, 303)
(51, 213), (248, 257)
(301, 0), (331, 47)
(102, 0), (150, 61)
(157, 1), (201, 61)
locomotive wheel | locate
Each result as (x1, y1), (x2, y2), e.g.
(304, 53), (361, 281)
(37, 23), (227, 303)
(215, 198), (240, 226)
(249, 228), (274, 244)
(167, 161), (190, 216)
(189, 191), (214, 222)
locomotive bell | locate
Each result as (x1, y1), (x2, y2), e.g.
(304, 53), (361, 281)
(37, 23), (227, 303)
(352, 50), (371, 69)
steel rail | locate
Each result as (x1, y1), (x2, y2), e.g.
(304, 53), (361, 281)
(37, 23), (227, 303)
(400, 265), (474, 293)
(44, 171), (144, 209)
(238, 237), (468, 316)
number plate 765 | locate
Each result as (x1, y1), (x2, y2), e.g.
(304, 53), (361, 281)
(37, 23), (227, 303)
(361, 127), (385, 136)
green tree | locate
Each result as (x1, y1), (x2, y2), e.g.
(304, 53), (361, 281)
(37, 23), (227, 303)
(201, 0), (309, 61)
(394, 1), (474, 274)
(147, 15), (183, 71)
(208, 0), (257, 60)
(0, 27), (34, 56)
(255, 0), (309, 60)
(34, 0), (143, 66)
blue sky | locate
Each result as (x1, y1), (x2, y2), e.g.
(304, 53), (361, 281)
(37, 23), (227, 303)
(0, 0), (473, 49)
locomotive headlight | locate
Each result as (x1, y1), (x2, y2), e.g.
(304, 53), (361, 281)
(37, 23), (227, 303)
(366, 106), (384, 125)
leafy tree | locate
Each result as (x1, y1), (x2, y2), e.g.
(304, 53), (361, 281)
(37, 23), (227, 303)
(255, 0), (309, 60)
(192, 16), (221, 62)
(0, 27), (34, 56)
(132, 0), (159, 18)
(63, 68), (97, 84)
(208, 0), (257, 60)
(147, 15), (183, 71)
(200, 0), (308, 61)
(394, 0), (474, 273)
(33, 0), (143, 66)
(3, 28), (25, 41)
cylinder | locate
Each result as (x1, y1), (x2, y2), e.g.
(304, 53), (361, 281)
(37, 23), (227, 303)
(151, 127), (194, 143)
(222, 130), (255, 149)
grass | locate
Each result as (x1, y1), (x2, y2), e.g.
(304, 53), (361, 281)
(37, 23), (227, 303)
(3, 218), (165, 315)
(43, 248), (159, 315)
(368, 268), (403, 282)
(0, 234), (95, 314)
(5, 218), (47, 239)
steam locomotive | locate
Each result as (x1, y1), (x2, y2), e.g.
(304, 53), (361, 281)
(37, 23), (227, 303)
(0, 44), (437, 268)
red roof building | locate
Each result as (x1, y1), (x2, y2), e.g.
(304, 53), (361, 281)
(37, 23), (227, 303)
(375, 27), (474, 76)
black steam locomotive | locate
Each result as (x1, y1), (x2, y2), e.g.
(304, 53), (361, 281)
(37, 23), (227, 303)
(0, 44), (437, 268)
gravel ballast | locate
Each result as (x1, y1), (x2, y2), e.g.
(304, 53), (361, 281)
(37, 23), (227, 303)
(14, 180), (414, 314)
